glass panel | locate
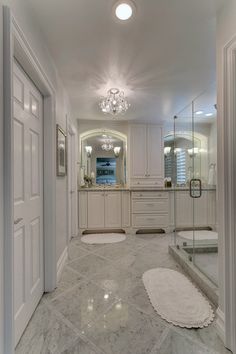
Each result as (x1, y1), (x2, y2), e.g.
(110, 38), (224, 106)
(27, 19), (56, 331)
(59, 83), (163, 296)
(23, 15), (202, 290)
(173, 103), (194, 252)
(192, 84), (218, 285)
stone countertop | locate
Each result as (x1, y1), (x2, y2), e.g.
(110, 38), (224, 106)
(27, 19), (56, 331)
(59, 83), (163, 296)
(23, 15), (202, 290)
(78, 186), (217, 192)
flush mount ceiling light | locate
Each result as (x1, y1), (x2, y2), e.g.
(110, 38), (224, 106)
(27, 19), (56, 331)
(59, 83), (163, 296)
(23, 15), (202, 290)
(116, 2), (132, 20)
(113, 1), (136, 21)
(99, 88), (130, 116)
(205, 113), (213, 117)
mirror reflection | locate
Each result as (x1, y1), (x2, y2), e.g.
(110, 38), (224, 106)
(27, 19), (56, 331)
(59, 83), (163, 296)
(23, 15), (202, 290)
(81, 133), (126, 186)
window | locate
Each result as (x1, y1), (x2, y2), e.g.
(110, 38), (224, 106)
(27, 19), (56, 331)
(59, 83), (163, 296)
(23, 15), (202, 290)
(96, 158), (116, 184)
(176, 150), (186, 185)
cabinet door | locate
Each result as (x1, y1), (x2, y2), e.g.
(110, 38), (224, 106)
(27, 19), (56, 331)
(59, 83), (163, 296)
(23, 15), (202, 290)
(194, 191), (208, 226)
(122, 191), (130, 227)
(88, 192), (105, 228)
(147, 125), (164, 178)
(105, 192), (122, 228)
(130, 125), (147, 178)
(79, 192), (88, 228)
(175, 191), (193, 227)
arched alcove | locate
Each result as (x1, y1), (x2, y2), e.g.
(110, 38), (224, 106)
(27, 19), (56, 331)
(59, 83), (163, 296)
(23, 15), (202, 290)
(79, 128), (127, 186)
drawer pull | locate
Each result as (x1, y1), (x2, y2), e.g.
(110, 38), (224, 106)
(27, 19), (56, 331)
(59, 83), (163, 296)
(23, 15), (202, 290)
(146, 203), (154, 207)
(147, 218), (155, 221)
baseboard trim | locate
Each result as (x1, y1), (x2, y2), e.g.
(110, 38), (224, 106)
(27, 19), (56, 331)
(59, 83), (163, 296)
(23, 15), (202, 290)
(216, 308), (225, 344)
(56, 246), (68, 282)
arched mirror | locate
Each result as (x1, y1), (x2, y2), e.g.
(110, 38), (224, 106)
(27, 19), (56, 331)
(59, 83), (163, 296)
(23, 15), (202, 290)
(164, 132), (207, 186)
(80, 130), (127, 186)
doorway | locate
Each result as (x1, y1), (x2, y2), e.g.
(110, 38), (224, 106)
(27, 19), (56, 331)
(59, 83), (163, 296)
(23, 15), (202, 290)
(3, 8), (57, 353)
(13, 60), (44, 345)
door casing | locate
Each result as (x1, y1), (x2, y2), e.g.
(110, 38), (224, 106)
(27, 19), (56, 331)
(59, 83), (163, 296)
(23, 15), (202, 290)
(3, 7), (57, 353)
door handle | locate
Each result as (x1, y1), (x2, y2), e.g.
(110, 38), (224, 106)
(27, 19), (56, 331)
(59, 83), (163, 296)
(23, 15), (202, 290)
(14, 217), (23, 225)
(190, 179), (202, 198)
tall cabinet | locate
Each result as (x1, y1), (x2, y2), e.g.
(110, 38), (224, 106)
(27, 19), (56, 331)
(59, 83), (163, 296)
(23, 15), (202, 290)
(130, 124), (164, 187)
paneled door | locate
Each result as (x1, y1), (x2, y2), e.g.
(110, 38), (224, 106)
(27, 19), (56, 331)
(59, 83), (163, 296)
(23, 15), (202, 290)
(105, 192), (122, 228)
(87, 192), (105, 228)
(13, 61), (44, 345)
(147, 125), (163, 178)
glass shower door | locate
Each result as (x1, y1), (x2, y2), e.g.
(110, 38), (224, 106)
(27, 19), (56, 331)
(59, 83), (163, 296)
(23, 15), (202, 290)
(174, 102), (195, 253)
(192, 85), (218, 285)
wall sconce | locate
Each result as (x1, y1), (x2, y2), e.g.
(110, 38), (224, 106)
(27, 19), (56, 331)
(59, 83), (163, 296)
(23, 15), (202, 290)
(85, 146), (92, 158)
(114, 146), (121, 158)
(188, 147), (199, 158)
(164, 146), (171, 156)
(174, 148), (182, 155)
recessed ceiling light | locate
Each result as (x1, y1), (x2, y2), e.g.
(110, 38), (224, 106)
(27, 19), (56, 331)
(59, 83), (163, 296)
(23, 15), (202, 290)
(115, 2), (133, 20)
(195, 110), (204, 115)
(205, 113), (213, 117)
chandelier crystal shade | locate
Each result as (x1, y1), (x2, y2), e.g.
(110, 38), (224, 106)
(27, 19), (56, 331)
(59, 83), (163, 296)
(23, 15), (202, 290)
(101, 139), (114, 151)
(99, 88), (130, 115)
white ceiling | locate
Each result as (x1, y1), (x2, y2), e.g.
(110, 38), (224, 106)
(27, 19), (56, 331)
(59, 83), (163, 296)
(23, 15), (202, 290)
(26, 0), (223, 123)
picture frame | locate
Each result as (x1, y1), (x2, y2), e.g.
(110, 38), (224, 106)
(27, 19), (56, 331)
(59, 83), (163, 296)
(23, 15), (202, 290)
(56, 124), (67, 176)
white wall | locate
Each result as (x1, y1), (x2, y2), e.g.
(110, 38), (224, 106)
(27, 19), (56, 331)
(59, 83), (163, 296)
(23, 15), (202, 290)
(0, 1), (76, 351)
(217, 0), (236, 339)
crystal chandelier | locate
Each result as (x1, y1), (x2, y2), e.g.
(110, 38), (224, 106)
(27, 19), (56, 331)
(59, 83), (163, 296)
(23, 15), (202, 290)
(101, 139), (113, 151)
(99, 88), (130, 115)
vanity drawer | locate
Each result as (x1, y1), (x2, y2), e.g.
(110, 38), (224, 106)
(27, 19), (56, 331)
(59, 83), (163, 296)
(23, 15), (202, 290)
(131, 178), (164, 188)
(132, 214), (168, 228)
(132, 191), (168, 199)
(132, 199), (168, 213)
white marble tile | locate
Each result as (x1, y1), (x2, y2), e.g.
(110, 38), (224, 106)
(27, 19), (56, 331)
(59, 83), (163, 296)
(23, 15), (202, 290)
(174, 322), (232, 354)
(68, 254), (112, 278)
(67, 244), (90, 263)
(43, 266), (85, 301)
(92, 242), (137, 261)
(153, 328), (219, 354)
(60, 336), (104, 354)
(17, 233), (228, 354)
(90, 264), (135, 298)
(16, 301), (79, 354)
(51, 280), (116, 331)
(83, 301), (168, 354)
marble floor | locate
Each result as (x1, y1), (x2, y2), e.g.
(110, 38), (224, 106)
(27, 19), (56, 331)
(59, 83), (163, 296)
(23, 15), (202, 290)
(16, 234), (231, 354)
(194, 252), (218, 285)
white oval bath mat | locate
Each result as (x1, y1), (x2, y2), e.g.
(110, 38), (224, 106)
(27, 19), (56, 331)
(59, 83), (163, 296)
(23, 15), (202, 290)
(142, 268), (214, 328)
(178, 230), (218, 241)
(81, 233), (126, 244)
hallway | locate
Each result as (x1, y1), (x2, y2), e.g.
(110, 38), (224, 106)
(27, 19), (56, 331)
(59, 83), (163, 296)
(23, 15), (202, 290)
(16, 234), (230, 354)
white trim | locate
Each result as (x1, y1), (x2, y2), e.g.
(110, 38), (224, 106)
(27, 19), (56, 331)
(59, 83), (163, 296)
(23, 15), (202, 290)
(217, 34), (236, 352)
(3, 7), (57, 353)
(216, 308), (225, 344)
(56, 247), (68, 282)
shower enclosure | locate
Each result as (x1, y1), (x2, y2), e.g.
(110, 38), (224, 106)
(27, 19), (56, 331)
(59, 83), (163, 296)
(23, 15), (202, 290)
(167, 85), (218, 300)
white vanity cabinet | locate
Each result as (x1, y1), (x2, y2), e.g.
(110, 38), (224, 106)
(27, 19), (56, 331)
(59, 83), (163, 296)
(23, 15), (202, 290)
(130, 124), (164, 187)
(175, 190), (216, 229)
(78, 190), (130, 232)
(88, 192), (105, 228)
(131, 191), (169, 231)
(104, 191), (122, 228)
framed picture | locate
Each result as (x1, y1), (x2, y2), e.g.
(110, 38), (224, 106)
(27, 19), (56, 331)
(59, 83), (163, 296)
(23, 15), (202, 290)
(56, 124), (67, 176)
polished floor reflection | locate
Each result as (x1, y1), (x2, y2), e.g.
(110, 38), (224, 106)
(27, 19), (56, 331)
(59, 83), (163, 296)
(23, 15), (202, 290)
(16, 234), (231, 354)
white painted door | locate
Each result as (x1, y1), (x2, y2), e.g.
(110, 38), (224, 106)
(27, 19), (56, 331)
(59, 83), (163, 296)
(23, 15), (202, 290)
(79, 192), (88, 229)
(13, 61), (44, 345)
(105, 192), (122, 228)
(130, 125), (147, 178)
(87, 192), (105, 228)
(147, 125), (164, 178)
(122, 191), (130, 227)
